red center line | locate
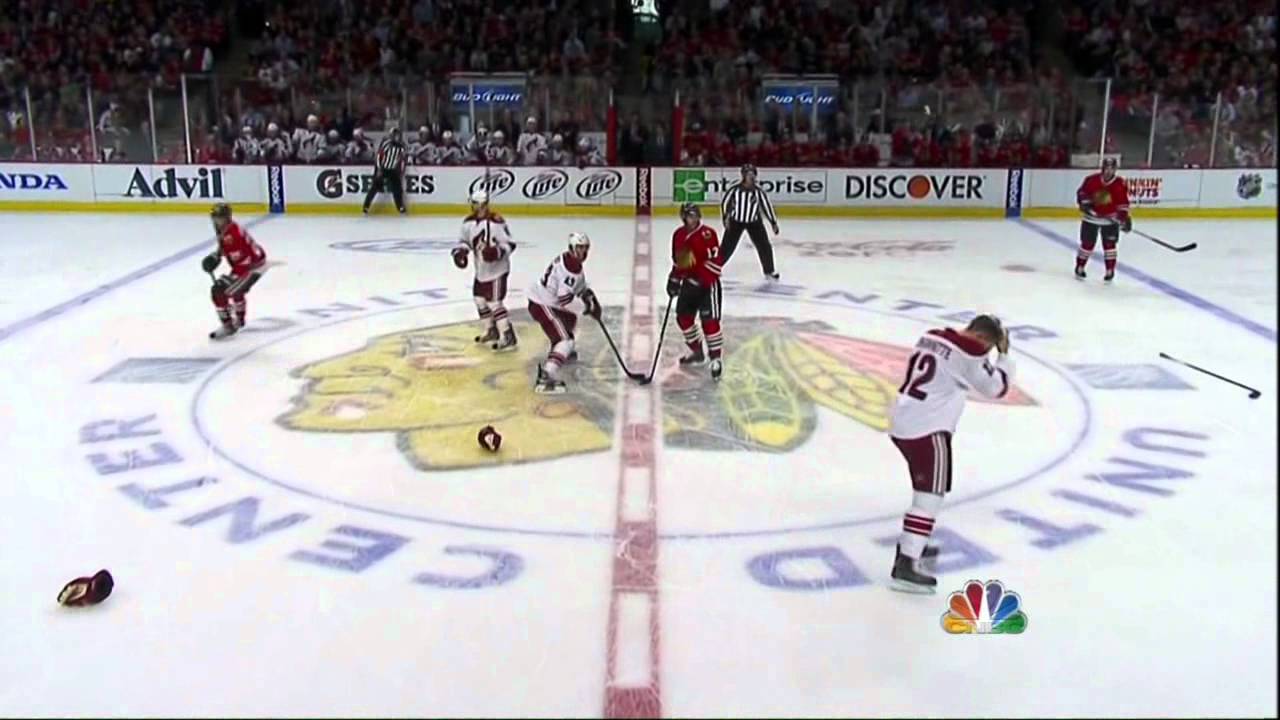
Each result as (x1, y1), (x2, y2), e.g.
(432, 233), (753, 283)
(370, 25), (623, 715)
(603, 216), (662, 718)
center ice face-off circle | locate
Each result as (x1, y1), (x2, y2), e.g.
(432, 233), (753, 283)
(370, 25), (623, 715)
(193, 296), (1089, 540)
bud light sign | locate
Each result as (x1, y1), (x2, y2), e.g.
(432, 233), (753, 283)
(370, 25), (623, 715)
(450, 83), (525, 109)
(761, 83), (839, 116)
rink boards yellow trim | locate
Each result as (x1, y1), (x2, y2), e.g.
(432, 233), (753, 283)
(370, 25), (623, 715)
(1, 201), (1273, 220)
(0, 201), (269, 214)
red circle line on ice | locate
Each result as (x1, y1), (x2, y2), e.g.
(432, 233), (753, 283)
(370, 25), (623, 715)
(189, 294), (1093, 540)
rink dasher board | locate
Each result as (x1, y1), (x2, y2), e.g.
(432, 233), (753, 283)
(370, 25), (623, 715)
(0, 164), (1274, 219)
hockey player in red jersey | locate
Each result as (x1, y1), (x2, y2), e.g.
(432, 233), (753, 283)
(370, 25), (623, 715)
(667, 203), (725, 381)
(203, 203), (267, 340)
(1075, 157), (1132, 282)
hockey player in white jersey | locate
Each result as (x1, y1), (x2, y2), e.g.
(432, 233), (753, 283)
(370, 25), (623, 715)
(345, 128), (374, 164)
(485, 130), (515, 164)
(541, 134), (573, 166)
(259, 122), (292, 162)
(465, 126), (490, 164)
(233, 126), (260, 163)
(452, 190), (518, 351)
(437, 130), (466, 165)
(408, 125), (433, 164)
(576, 136), (605, 166)
(517, 116), (547, 165)
(292, 114), (324, 163)
(317, 129), (344, 162)
(887, 314), (1014, 593)
(527, 232), (600, 394)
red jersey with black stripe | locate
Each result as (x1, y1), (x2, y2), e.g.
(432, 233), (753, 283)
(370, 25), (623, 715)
(1077, 173), (1131, 226)
(671, 222), (721, 287)
(217, 221), (266, 276)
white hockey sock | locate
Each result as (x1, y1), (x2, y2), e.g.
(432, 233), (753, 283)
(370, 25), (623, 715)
(474, 297), (494, 330)
(545, 339), (574, 379)
(492, 303), (512, 333)
(899, 491), (945, 560)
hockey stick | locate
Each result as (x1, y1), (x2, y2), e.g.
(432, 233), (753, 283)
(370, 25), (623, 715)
(1159, 352), (1261, 399)
(593, 313), (646, 381)
(1132, 228), (1196, 252)
(636, 293), (676, 386)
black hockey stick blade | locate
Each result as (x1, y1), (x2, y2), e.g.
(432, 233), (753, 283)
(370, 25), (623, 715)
(1134, 229), (1197, 252)
(1159, 352), (1261, 398)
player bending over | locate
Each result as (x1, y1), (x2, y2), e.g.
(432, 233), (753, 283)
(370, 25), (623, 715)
(888, 314), (1014, 593)
(527, 232), (600, 394)
(1075, 157), (1132, 282)
(203, 203), (267, 340)
(453, 190), (517, 351)
(668, 202), (725, 382)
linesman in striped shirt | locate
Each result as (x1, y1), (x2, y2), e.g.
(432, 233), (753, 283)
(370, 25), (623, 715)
(363, 126), (408, 215)
(720, 164), (780, 281)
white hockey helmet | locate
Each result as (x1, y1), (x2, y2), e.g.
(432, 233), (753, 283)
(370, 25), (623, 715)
(306, 113), (319, 127)
(469, 189), (489, 208)
(476, 125), (489, 138)
(354, 127), (365, 139)
(551, 133), (563, 146)
(526, 116), (537, 127)
(442, 129), (454, 142)
(241, 125), (253, 136)
(266, 122), (279, 134)
(418, 125), (429, 137)
(492, 129), (504, 143)
(568, 231), (590, 259)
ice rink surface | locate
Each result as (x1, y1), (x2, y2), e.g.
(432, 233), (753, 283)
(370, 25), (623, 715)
(0, 210), (1275, 717)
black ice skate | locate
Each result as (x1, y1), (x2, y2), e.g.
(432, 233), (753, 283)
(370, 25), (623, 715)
(710, 358), (723, 382)
(679, 347), (706, 367)
(397, 206), (407, 215)
(765, 272), (780, 282)
(474, 325), (499, 344)
(209, 323), (238, 340)
(889, 544), (937, 594)
(1074, 266), (1087, 280)
(1104, 269), (1115, 283)
(534, 365), (567, 394)
(566, 350), (579, 363)
(921, 544), (941, 559)
(491, 328), (518, 352)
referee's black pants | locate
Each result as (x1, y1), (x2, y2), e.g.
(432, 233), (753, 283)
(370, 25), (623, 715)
(363, 168), (406, 213)
(720, 219), (776, 275)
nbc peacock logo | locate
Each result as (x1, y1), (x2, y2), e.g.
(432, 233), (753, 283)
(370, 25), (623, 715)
(941, 580), (1028, 634)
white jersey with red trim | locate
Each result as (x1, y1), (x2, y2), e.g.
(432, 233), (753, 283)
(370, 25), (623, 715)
(889, 327), (1015, 439)
(456, 212), (515, 282)
(527, 251), (588, 310)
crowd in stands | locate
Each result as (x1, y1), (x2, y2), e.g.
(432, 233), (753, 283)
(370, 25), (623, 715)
(0, 0), (227, 161)
(0, 0), (1273, 167)
(1065, 0), (1276, 166)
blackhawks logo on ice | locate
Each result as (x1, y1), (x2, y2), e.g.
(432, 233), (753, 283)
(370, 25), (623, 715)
(279, 312), (1035, 470)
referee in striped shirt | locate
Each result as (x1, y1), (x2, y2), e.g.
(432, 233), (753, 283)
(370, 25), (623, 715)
(363, 126), (408, 215)
(720, 164), (780, 280)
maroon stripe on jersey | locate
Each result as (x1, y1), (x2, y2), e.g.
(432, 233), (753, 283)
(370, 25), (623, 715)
(997, 368), (1009, 398)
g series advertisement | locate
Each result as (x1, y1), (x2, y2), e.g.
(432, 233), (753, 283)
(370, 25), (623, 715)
(282, 166), (635, 208)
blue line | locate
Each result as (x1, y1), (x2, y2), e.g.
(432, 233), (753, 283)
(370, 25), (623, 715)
(0, 215), (273, 344)
(1016, 218), (1277, 343)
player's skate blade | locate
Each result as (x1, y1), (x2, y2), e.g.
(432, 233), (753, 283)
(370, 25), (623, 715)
(474, 326), (499, 344)
(679, 349), (706, 367)
(889, 545), (937, 594)
(209, 324), (238, 340)
(534, 379), (567, 394)
(491, 329), (518, 352)
(1074, 266), (1086, 280)
(1103, 270), (1115, 283)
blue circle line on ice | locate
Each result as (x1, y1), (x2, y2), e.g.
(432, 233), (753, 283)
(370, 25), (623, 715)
(190, 292), (1094, 541)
